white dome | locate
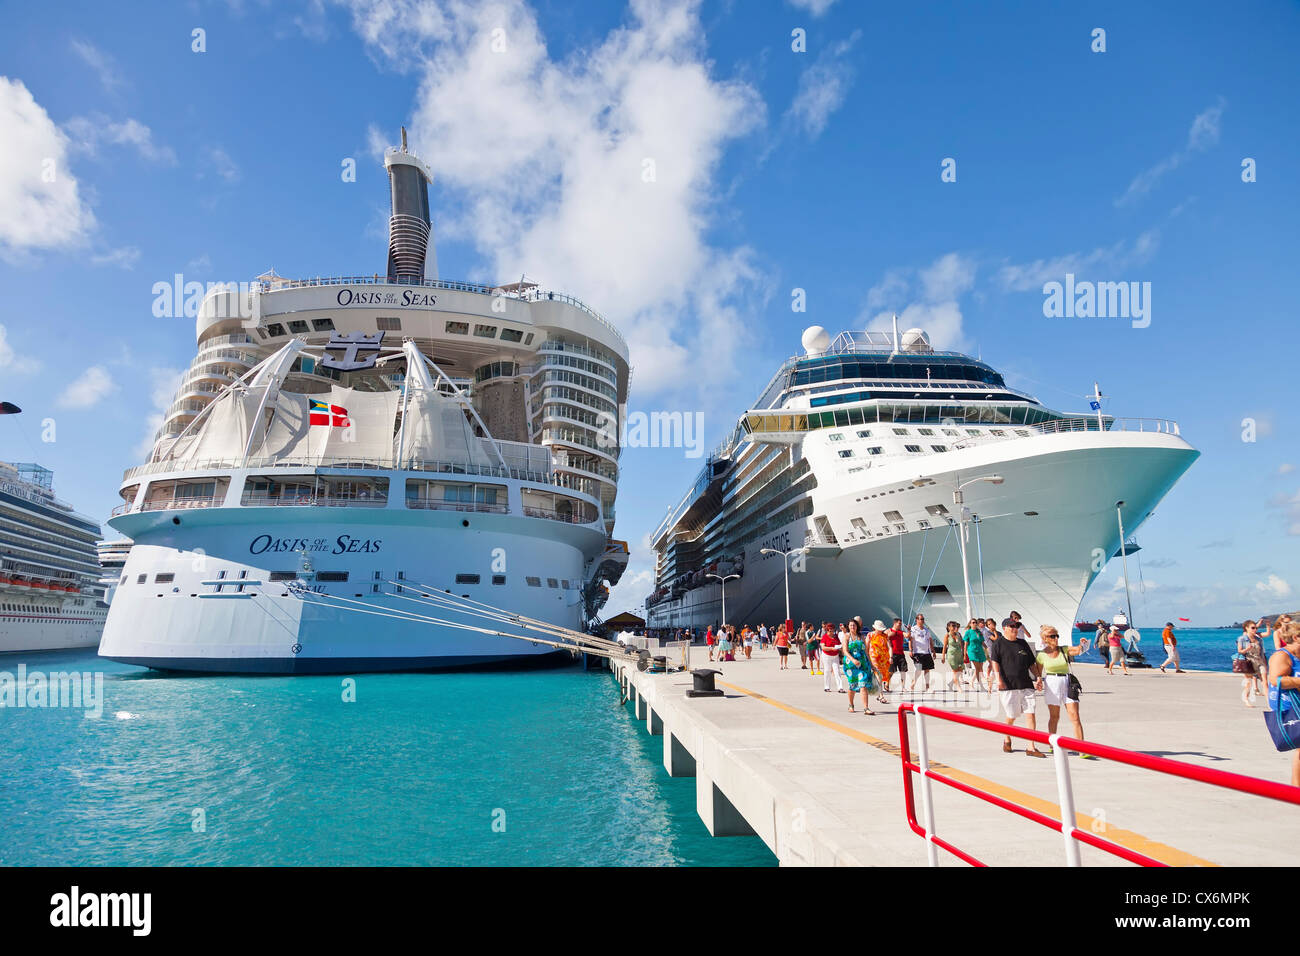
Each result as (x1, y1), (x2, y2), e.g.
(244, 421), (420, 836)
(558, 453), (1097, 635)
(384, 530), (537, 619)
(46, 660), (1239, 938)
(900, 328), (932, 352)
(801, 326), (831, 355)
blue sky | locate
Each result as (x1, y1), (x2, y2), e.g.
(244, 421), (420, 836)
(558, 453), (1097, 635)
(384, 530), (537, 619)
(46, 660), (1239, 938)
(1, 0), (1297, 626)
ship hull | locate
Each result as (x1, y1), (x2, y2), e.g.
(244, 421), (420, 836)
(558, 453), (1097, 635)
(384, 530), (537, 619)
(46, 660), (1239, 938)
(100, 504), (601, 674)
(649, 432), (1197, 642)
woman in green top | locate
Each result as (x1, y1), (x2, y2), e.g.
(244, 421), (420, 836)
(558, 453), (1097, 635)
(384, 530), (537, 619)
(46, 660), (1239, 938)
(842, 619), (876, 715)
(942, 621), (966, 692)
(1034, 626), (1092, 756)
(963, 618), (987, 691)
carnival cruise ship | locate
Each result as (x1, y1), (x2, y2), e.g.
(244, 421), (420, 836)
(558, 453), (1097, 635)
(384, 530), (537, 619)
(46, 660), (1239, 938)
(0, 461), (107, 652)
(645, 325), (1197, 640)
(99, 132), (630, 673)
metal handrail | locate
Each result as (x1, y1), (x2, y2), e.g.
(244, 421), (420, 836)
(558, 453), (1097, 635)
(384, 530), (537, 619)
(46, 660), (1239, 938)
(240, 494), (389, 509)
(122, 455), (558, 486)
(406, 498), (508, 515)
(897, 702), (1300, 867)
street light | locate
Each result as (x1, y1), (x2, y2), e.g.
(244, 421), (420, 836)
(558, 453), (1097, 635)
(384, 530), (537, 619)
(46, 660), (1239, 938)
(914, 473), (1004, 621)
(760, 546), (809, 626)
(706, 572), (739, 628)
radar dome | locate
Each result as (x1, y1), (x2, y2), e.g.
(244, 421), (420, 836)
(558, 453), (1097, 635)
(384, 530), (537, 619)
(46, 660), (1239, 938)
(900, 328), (932, 353)
(802, 326), (831, 355)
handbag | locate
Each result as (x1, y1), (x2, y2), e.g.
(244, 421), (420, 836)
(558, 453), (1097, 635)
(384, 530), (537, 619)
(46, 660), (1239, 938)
(1232, 655), (1254, 674)
(1264, 691), (1300, 752)
(1064, 648), (1082, 700)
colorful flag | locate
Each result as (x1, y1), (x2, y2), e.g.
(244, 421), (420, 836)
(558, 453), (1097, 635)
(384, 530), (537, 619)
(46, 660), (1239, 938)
(310, 399), (350, 428)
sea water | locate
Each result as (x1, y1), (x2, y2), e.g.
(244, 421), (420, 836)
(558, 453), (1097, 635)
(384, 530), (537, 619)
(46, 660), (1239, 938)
(1073, 626), (1257, 671)
(0, 650), (775, 867)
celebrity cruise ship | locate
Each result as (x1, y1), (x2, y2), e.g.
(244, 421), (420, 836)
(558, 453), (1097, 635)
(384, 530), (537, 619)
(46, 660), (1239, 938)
(100, 132), (630, 673)
(645, 325), (1197, 639)
(0, 461), (107, 652)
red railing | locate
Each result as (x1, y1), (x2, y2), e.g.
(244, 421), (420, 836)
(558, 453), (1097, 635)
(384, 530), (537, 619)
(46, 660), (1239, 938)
(897, 702), (1300, 867)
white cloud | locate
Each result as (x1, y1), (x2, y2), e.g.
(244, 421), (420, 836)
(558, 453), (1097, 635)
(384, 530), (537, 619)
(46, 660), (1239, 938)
(996, 229), (1160, 292)
(345, 0), (766, 396)
(133, 367), (184, 458)
(859, 252), (976, 351)
(70, 39), (125, 95)
(1117, 98), (1225, 207)
(0, 77), (96, 260)
(1255, 574), (1292, 601)
(64, 114), (177, 165)
(787, 0), (838, 14)
(90, 245), (141, 269)
(209, 147), (240, 183)
(785, 30), (860, 139)
(1279, 463), (1295, 476)
(57, 366), (117, 409)
(0, 323), (42, 374)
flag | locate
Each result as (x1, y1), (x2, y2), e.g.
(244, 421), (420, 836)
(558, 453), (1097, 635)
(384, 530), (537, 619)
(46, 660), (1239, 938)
(1089, 400), (1101, 411)
(309, 399), (350, 428)
(1178, 617), (1190, 622)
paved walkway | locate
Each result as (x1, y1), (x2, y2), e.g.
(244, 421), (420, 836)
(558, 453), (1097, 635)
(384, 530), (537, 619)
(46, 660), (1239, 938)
(619, 645), (1295, 866)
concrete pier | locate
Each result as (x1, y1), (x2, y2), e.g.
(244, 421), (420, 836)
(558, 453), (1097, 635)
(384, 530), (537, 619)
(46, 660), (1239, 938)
(611, 648), (1296, 866)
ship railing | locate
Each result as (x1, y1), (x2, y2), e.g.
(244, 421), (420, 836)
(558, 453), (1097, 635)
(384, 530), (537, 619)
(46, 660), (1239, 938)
(240, 493), (390, 509)
(132, 495), (225, 514)
(122, 456), (559, 486)
(406, 498), (508, 515)
(951, 416), (1181, 449)
(253, 274), (627, 349)
(804, 531), (838, 547)
(522, 505), (591, 524)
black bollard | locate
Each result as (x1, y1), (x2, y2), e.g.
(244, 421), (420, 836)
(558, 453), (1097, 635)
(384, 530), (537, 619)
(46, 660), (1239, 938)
(686, 668), (725, 698)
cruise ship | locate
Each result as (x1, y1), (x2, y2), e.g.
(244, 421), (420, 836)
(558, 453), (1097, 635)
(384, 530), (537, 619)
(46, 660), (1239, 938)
(99, 132), (629, 673)
(0, 460), (108, 652)
(645, 325), (1197, 640)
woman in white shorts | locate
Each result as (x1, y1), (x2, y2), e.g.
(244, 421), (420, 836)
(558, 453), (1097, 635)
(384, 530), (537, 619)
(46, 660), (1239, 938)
(1034, 626), (1095, 759)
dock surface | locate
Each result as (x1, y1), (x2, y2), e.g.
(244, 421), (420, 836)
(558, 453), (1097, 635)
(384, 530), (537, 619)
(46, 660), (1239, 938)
(612, 647), (1293, 866)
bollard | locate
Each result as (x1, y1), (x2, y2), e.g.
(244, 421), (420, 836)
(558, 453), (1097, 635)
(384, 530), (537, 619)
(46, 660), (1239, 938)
(686, 668), (725, 698)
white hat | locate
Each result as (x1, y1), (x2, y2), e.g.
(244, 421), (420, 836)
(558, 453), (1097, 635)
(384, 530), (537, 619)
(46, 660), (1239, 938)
(873, 620), (886, 631)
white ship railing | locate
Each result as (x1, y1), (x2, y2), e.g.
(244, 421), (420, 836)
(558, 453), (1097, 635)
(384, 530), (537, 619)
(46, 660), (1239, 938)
(122, 456), (558, 486)
(239, 493), (390, 509)
(406, 499), (509, 515)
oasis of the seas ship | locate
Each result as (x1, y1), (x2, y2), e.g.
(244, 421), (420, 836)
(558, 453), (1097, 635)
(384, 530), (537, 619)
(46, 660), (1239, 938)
(645, 325), (1197, 639)
(0, 461), (107, 652)
(100, 132), (629, 673)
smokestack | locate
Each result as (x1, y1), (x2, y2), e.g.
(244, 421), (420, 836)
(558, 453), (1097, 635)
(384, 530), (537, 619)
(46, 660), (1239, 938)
(384, 127), (435, 281)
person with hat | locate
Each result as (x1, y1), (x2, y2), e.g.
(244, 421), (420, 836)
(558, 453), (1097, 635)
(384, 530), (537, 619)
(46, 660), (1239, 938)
(988, 617), (1047, 756)
(867, 620), (892, 705)
(1159, 621), (1183, 673)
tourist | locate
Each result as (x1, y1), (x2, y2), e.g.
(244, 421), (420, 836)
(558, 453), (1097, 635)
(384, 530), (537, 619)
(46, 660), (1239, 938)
(759, 622), (769, 650)
(842, 619), (876, 714)
(1237, 621), (1269, 706)
(982, 618), (998, 691)
(943, 621), (966, 692)
(742, 625), (753, 660)
(793, 621), (809, 669)
(1106, 624), (1129, 675)
(1034, 627), (1095, 759)
(908, 613), (936, 693)
(1009, 610), (1037, 651)
(868, 620), (892, 705)
(716, 629), (734, 662)
(706, 625), (715, 661)
(807, 623), (821, 675)
(1095, 620), (1110, 664)
(1271, 615), (1292, 651)
(989, 617), (1047, 756)
(886, 617), (908, 692)
(820, 621), (846, 693)
(964, 617), (988, 691)
(1159, 621), (1183, 673)
(1267, 622), (1300, 787)
(775, 623), (791, 670)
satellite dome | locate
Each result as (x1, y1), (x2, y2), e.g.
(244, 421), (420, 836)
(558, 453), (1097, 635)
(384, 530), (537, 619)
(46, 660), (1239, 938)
(900, 328), (932, 353)
(801, 326), (831, 355)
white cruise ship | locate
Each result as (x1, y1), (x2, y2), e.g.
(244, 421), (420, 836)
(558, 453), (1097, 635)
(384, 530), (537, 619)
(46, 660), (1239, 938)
(0, 461), (108, 652)
(645, 325), (1197, 640)
(100, 133), (629, 673)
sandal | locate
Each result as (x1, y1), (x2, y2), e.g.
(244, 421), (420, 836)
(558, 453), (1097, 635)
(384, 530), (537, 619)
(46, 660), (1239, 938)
(863, 709), (875, 716)
(1002, 741), (1013, 753)
(1026, 749), (1047, 758)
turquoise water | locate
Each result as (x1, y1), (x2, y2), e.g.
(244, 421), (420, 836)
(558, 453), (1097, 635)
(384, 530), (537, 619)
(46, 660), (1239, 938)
(1075, 627), (1257, 672)
(0, 650), (775, 867)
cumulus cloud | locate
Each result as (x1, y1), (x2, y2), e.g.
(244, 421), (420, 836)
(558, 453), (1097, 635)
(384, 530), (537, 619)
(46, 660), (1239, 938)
(996, 230), (1159, 293)
(90, 245), (141, 269)
(57, 366), (117, 409)
(64, 114), (177, 164)
(858, 252), (976, 351)
(0, 77), (96, 260)
(787, 0), (838, 14)
(785, 30), (860, 139)
(70, 39), (126, 95)
(1255, 574), (1293, 601)
(1278, 463), (1295, 476)
(343, 0), (767, 397)
(1116, 98), (1225, 207)
(0, 323), (42, 374)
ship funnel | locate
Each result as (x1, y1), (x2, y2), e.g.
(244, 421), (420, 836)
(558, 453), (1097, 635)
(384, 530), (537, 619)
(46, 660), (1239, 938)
(384, 128), (436, 281)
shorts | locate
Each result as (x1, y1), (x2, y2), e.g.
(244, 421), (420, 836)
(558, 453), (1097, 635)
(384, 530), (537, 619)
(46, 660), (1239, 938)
(891, 653), (908, 673)
(1042, 674), (1073, 708)
(913, 653), (935, 671)
(999, 687), (1037, 718)
(777, 646), (789, 657)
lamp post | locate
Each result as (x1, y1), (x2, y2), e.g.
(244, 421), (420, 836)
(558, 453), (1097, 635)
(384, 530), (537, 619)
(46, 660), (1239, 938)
(914, 473), (1004, 622)
(760, 546), (809, 626)
(706, 572), (739, 628)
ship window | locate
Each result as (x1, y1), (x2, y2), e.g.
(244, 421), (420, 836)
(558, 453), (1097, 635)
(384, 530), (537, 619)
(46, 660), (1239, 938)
(828, 433), (843, 442)
(136, 574), (147, 584)
(316, 572), (349, 582)
(918, 519), (931, 529)
(547, 578), (559, 589)
(856, 430), (872, 438)
(1015, 429), (1031, 436)
(837, 450), (853, 458)
(925, 504), (951, 517)
(893, 428), (909, 436)
(377, 316), (402, 331)
(524, 333), (534, 345)
(154, 573), (175, 583)
(492, 575), (506, 585)
(289, 320), (309, 334)
(266, 323), (286, 337)
(526, 576), (541, 587)
(372, 584), (382, 593)
(120, 574), (127, 585)
(931, 444), (948, 452)
(904, 444), (923, 453)
(312, 318), (335, 331)
(256, 328), (268, 339)
(455, 573), (480, 584)
(942, 428), (960, 437)
(268, 572), (296, 581)
(867, 446), (884, 455)
(500, 328), (523, 343)
(884, 510), (904, 522)
(473, 324), (498, 338)
(991, 429), (1007, 436)
(918, 428), (935, 436)
(445, 321), (469, 335)
(850, 517), (867, 531)
(966, 429), (981, 436)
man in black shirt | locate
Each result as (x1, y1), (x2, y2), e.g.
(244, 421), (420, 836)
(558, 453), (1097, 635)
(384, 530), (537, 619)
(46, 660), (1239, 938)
(989, 617), (1046, 757)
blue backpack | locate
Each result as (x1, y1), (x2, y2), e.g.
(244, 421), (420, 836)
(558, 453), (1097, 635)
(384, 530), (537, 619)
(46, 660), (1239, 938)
(1264, 650), (1300, 752)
